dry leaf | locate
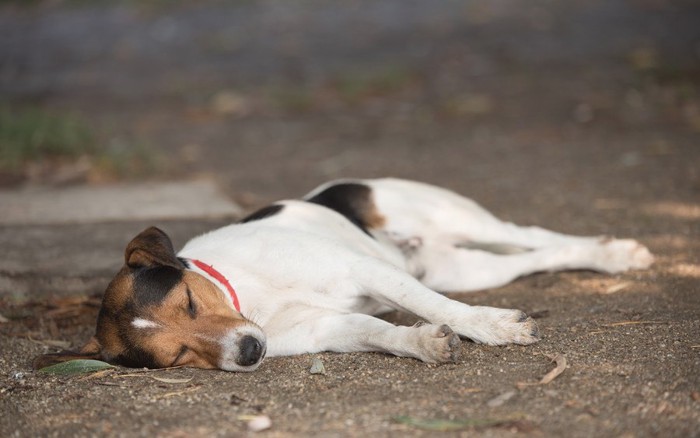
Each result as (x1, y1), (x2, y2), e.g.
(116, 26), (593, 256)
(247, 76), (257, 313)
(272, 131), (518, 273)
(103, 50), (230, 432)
(487, 390), (516, 407)
(603, 282), (632, 294)
(151, 376), (193, 384)
(539, 354), (567, 385)
(0, 313), (9, 323)
(156, 386), (201, 399)
(517, 354), (567, 389)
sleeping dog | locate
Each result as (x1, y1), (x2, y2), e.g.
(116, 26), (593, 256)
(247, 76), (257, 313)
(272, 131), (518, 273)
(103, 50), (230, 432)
(35, 178), (653, 371)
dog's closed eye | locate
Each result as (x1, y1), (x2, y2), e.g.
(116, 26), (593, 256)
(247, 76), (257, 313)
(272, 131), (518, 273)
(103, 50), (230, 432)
(186, 288), (197, 318)
(171, 345), (189, 367)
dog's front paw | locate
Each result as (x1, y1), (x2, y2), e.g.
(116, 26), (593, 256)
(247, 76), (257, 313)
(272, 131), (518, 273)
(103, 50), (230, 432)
(597, 238), (654, 273)
(465, 308), (540, 346)
(415, 324), (461, 363)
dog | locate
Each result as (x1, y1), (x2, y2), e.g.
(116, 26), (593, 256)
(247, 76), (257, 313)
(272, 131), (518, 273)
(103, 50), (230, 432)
(35, 178), (654, 371)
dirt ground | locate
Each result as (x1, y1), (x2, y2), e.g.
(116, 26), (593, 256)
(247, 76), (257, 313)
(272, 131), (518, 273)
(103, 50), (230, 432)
(1, 1), (700, 436)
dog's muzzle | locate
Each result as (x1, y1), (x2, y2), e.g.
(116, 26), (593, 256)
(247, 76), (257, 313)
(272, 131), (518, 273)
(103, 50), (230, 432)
(219, 326), (267, 372)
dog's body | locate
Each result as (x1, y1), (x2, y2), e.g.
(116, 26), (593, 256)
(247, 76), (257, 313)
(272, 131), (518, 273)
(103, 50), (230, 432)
(36, 178), (653, 372)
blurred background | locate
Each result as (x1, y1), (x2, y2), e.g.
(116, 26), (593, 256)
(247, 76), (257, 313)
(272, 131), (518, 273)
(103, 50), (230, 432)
(1, 0), (699, 213)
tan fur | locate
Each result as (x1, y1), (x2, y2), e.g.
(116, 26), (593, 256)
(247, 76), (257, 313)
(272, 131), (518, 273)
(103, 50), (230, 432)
(135, 271), (248, 368)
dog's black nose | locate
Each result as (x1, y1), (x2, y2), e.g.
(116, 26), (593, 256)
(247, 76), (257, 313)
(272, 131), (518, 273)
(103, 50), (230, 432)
(238, 335), (264, 366)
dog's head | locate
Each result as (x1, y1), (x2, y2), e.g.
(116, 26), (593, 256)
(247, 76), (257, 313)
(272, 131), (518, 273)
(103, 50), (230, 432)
(35, 227), (266, 372)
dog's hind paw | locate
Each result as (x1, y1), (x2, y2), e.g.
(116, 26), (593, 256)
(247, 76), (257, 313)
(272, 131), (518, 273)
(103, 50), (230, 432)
(415, 324), (461, 363)
(597, 238), (654, 273)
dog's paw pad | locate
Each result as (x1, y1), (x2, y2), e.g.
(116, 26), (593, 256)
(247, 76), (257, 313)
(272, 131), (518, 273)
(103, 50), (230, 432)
(416, 324), (461, 363)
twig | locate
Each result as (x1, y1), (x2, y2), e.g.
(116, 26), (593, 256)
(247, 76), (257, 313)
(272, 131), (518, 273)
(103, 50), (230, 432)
(155, 385), (201, 400)
(602, 320), (666, 327)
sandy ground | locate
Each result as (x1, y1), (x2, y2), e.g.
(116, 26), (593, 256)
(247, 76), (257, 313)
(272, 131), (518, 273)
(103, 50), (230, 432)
(1, 1), (699, 436)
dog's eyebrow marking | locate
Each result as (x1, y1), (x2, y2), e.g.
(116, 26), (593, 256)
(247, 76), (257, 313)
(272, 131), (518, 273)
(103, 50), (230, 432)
(131, 318), (160, 329)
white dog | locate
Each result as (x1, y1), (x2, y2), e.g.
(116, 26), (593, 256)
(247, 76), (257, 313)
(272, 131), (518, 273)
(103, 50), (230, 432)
(35, 178), (653, 371)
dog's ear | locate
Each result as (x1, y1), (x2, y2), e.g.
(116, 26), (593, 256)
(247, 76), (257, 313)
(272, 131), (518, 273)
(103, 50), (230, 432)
(33, 336), (105, 370)
(125, 227), (184, 270)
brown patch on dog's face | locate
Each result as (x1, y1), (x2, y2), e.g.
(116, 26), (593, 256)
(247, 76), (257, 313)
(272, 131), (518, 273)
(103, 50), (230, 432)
(123, 270), (252, 369)
(36, 227), (266, 371)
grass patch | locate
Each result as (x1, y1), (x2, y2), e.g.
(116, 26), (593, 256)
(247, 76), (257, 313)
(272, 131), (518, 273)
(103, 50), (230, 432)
(93, 137), (160, 180)
(0, 105), (94, 170)
(0, 104), (160, 182)
(333, 66), (417, 104)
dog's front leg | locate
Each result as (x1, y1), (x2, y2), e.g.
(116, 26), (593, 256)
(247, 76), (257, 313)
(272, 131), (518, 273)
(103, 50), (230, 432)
(352, 260), (540, 346)
(263, 307), (460, 363)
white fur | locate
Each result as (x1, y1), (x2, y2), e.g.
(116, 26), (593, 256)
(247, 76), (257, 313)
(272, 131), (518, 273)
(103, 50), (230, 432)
(131, 318), (160, 329)
(177, 178), (653, 362)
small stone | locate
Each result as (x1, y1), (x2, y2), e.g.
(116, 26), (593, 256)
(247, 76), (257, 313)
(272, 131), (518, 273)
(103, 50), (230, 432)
(310, 358), (326, 375)
(247, 415), (271, 432)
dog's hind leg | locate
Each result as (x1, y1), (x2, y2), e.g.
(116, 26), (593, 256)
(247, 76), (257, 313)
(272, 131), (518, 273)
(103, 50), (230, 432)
(412, 239), (654, 292)
(365, 178), (633, 250)
(264, 308), (460, 363)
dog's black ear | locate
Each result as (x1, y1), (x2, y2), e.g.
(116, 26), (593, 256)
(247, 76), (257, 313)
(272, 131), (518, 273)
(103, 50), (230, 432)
(125, 227), (184, 270)
(33, 336), (105, 370)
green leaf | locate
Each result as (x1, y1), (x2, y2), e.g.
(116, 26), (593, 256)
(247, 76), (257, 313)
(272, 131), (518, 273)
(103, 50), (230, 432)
(393, 416), (512, 431)
(38, 359), (115, 375)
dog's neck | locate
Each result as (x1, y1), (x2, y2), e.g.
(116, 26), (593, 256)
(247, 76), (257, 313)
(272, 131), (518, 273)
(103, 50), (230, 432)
(188, 259), (241, 312)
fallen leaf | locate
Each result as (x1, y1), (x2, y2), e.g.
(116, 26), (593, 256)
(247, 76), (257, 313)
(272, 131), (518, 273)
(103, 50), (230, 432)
(516, 354), (567, 389)
(38, 359), (115, 375)
(0, 313), (9, 323)
(539, 354), (567, 384)
(603, 282), (632, 294)
(487, 390), (516, 407)
(155, 385), (201, 399)
(150, 376), (193, 384)
(691, 392), (700, 402)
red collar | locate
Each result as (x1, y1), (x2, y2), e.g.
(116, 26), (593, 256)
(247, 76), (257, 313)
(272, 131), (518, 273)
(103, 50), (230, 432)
(190, 259), (241, 312)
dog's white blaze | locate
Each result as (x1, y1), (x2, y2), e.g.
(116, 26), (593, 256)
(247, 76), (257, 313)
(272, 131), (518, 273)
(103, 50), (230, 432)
(131, 318), (160, 329)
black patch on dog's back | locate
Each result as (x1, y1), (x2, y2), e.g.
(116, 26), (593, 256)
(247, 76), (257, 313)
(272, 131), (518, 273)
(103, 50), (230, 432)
(305, 182), (384, 236)
(133, 266), (183, 306)
(241, 204), (285, 223)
